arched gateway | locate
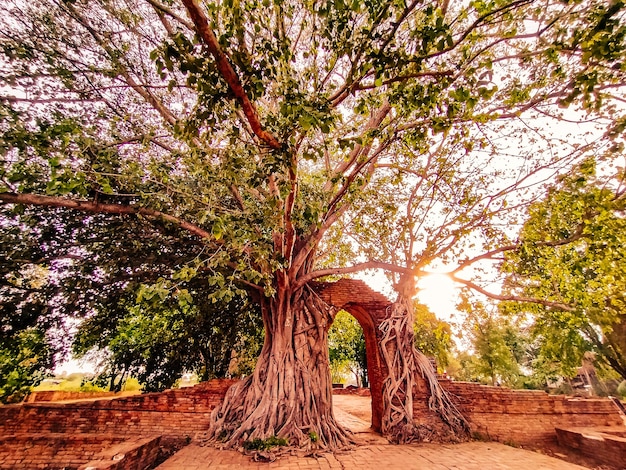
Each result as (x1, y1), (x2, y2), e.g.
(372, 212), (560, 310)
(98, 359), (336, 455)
(313, 278), (396, 432)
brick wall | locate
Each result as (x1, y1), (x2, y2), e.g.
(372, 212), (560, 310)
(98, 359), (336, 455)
(0, 433), (160, 470)
(426, 380), (624, 446)
(25, 390), (138, 403)
(556, 427), (626, 469)
(0, 379), (236, 440)
(79, 436), (162, 470)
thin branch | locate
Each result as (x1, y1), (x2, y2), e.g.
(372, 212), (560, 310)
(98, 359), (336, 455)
(452, 222), (587, 274)
(352, 70), (454, 92)
(180, 0), (281, 149)
(144, 0), (194, 30)
(452, 276), (576, 311)
(295, 261), (411, 288)
(0, 192), (211, 239)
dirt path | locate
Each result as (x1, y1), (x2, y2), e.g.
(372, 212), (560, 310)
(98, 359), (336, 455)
(332, 394), (372, 423)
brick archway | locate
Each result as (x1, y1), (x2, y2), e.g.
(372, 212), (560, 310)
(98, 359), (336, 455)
(313, 278), (393, 432)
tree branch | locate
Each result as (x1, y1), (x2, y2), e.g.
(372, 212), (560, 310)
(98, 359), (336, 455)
(144, 0), (194, 30)
(295, 261), (411, 288)
(452, 222), (587, 274)
(451, 275), (576, 311)
(0, 192), (211, 240)
(180, 0), (281, 149)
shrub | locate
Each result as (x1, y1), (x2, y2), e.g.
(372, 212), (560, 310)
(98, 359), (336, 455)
(242, 436), (289, 451)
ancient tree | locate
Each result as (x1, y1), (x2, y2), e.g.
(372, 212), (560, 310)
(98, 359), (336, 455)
(1, 0), (625, 449)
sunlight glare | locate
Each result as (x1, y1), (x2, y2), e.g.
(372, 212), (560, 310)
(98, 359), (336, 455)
(416, 273), (459, 322)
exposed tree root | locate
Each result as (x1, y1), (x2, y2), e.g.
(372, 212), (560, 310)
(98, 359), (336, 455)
(203, 285), (355, 452)
(379, 298), (469, 443)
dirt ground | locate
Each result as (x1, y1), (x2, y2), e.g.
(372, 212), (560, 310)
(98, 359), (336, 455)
(331, 394), (373, 422)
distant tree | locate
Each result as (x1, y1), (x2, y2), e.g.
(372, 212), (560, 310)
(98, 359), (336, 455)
(413, 302), (453, 371)
(1, 204), (262, 392)
(328, 310), (367, 387)
(74, 289), (262, 391)
(0, 327), (52, 403)
(459, 299), (525, 387)
(502, 159), (626, 380)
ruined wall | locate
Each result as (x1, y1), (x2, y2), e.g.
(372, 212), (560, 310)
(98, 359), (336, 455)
(0, 434), (124, 469)
(25, 390), (138, 403)
(0, 379), (236, 440)
(556, 427), (626, 469)
(419, 380), (625, 446)
(0, 434), (161, 470)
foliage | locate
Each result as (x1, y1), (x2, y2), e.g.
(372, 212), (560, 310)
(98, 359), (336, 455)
(78, 381), (108, 393)
(413, 302), (453, 371)
(242, 436), (289, 451)
(617, 380), (626, 398)
(502, 159), (626, 380)
(328, 310), (367, 386)
(73, 282), (262, 391)
(0, 327), (52, 403)
(0, 202), (262, 392)
(458, 299), (526, 387)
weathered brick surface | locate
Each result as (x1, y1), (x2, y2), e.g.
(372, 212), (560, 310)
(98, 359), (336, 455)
(0, 379), (236, 440)
(25, 390), (137, 403)
(79, 435), (162, 470)
(312, 279), (390, 311)
(556, 427), (626, 469)
(0, 433), (160, 470)
(428, 380), (624, 446)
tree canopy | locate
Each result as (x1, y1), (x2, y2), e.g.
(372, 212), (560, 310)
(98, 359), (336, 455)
(1, 0), (625, 449)
(502, 158), (626, 380)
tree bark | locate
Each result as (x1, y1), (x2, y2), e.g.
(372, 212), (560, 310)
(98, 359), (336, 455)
(379, 278), (469, 443)
(206, 282), (353, 452)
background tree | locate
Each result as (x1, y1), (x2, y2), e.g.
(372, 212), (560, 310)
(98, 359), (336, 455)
(457, 298), (526, 386)
(0, 204), (262, 393)
(328, 310), (367, 387)
(413, 302), (453, 372)
(501, 158), (626, 380)
(1, 0), (625, 450)
(0, 327), (52, 403)
(73, 287), (262, 391)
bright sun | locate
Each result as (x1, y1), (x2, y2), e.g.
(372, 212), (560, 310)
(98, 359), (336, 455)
(416, 273), (459, 322)
(358, 270), (461, 323)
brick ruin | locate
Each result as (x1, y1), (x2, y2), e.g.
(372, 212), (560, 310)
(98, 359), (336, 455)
(0, 279), (624, 469)
(314, 279), (624, 455)
(0, 380), (237, 469)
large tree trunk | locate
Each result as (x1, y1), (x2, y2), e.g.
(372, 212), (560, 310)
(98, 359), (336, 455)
(379, 279), (469, 443)
(206, 282), (353, 453)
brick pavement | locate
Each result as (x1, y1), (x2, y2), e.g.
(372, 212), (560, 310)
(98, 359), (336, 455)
(155, 441), (588, 469)
(156, 392), (589, 469)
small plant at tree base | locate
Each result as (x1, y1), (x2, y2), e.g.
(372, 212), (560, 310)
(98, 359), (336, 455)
(503, 439), (520, 448)
(308, 431), (318, 443)
(242, 436), (289, 451)
(471, 432), (489, 442)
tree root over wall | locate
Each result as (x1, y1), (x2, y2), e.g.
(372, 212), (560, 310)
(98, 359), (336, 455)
(379, 299), (469, 443)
